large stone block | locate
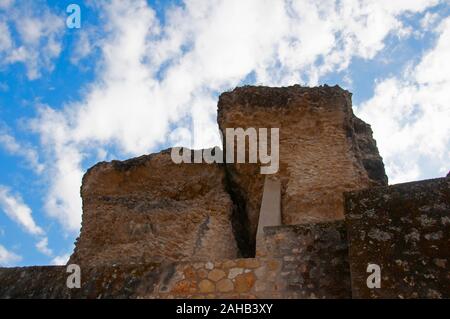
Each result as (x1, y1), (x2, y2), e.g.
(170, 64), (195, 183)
(345, 177), (450, 298)
(69, 149), (239, 267)
(218, 85), (387, 249)
(259, 222), (351, 298)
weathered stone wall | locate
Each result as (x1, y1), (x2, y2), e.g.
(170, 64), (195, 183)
(69, 149), (239, 267)
(0, 222), (351, 299)
(258, 222), (351, 298)
(153, 222), (351, 299)
(218, 85), (387, 248)
(0, 260), (283, 299)
(0, 264), (163, 299)
(345, 177), (450, 299)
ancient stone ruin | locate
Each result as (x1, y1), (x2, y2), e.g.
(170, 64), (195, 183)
(0, 85), (448, 299)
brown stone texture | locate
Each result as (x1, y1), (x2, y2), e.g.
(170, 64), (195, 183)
(0, 263), (163, 299)
(69, 149), (238, 267)
(216, 279), (234, 292)
(218, 85), (387, 250)
(260, 222), (351, 298)
(345, 177), (450, 299)
(0, 254), (345, 299)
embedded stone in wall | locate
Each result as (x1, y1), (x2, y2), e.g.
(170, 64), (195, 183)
(345, 177), (450, 299)
(217, 85), (387, 248)
(69, 149), (239, 267)
(258, 222), (351, 298)
(255, 176), (281, 254)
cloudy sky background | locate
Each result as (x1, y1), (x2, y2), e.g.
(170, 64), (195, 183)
(0, 0), (449, 266)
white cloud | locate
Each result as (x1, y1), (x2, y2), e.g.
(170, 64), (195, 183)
(0, 0), (13, 9)
(0, 183), (57, 258)
(0, 129), (45, 174)
(357, 16), (450, 184)
(43, 145), (84, 231)
(51, 253), (70, 265)
(35, 237), (53, 256)
(420, 11), (441, 30)
(29, 0), (443, 233)
(0, 21), (12, 51)
(0, 185), (44, 236)
(0, 186), (56, 258)
(70, 27), (97, 65)
(0, 244), (22, 267)
(32, 0), (161, 232)
(0, 1), (64, 79)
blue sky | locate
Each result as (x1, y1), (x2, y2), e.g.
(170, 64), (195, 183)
(0, 0), (449, 266)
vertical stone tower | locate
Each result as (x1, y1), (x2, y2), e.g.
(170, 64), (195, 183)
(218, 85), (387, 252)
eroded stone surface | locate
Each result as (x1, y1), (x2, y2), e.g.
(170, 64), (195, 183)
(218, 85), (387, 250)
(0, 264), (163, 299)
(260, 222), (351, 298)
(69, 149), (239, 267)
(0, 257), (314, 299)
(0, 220), (353, 299)
(345, 177), (450, 299)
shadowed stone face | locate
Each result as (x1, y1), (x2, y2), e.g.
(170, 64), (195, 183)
(260, 221), (351, 299)
(345, 177), (450, 299)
